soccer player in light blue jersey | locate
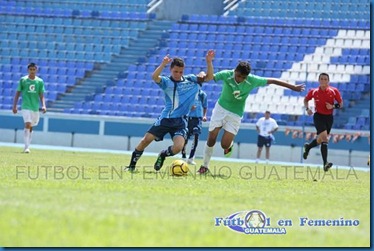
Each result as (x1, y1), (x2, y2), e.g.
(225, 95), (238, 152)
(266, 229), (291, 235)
(125, 50), (215, 172)
(181, 89), (208, 165)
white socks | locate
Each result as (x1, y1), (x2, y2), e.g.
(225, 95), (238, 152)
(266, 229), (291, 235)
(203, 143), (214, 167)
(24, 128), (32, 149)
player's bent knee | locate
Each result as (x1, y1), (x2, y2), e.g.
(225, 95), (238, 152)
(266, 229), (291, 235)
(221, 142), (231, 149)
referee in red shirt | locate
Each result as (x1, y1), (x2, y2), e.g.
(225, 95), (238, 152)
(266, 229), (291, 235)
(303, 73), (343, 171)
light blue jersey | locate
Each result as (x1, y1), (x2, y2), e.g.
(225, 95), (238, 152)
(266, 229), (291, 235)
(188, 89), (208, 118)
(157, 74), (200, 119)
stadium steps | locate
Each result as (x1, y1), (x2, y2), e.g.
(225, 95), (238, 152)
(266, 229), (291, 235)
(48, 20), (174, 112)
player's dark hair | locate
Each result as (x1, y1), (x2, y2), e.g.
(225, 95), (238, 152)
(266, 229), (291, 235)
(27, 62), (37, 69)
(170, 57), (185, 68)
(318, 73), (329, 81)
(235, 61), (251, 76)
(265, 111), (271, 114)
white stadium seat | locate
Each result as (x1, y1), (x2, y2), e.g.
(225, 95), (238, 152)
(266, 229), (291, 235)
(364, 30), (370, 39)
(323, 47), (333, 55)
(290, 72), (299, 81)
(280, 96), (290, 103)
(336, 64), (345, 73)
(337, 30), (347, 37)
(346, 30), (356, 38)
(299, 72), (307, 80)
(345, 65), (354, 74)
(363, 66), (370, 74)
(321, 55), (330, 63)
(326, 39), (335, 47)
(352, 39), (362, 47)
(318, 64), (328, 72)
(353, 65), (363, 74)
(327, 64), (337, 72)
(341, 74), (350, 82)
(271, 95), (281, 103)
(343, 39), (353, 47)
(362, 40), (370, 47)
(334, 39), (344, 47)
(307, 72), (318, 81)
(356, 30), (364, 38)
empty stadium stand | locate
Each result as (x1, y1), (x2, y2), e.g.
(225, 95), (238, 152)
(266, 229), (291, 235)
(0, 0), (370, 131)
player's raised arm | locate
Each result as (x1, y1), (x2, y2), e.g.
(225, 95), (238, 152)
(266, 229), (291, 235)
(152, 55), (172, 83)
(266, 78), (305, 92)
(204, 50), (215, 82)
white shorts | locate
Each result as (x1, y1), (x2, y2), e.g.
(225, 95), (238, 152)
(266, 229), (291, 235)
(22, 109), (40, 127)
(208, 102), (242, 135)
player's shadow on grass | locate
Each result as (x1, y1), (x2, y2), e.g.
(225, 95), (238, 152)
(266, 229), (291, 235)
(142, 170), (229, 179)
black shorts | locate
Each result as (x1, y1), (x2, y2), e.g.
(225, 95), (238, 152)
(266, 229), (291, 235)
(313, 113), (333, 135)
(148, 117), (188, 142)
(257, 135), (272, 148)
(187, 117), (202, 138)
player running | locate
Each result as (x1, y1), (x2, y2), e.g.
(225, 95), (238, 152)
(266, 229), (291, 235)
(197, 55), (305, 174)
(303, 73), (343, 171)
(125, 50), (214, 172)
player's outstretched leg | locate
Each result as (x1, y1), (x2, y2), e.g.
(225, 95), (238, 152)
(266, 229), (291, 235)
(303, 139), (319, 160)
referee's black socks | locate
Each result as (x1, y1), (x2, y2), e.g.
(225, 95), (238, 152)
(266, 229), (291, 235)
(308, 139), (318, 150)
(321, 142), (328, 165)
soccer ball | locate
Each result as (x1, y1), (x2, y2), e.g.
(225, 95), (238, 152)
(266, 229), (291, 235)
(170, 160), (189, 176)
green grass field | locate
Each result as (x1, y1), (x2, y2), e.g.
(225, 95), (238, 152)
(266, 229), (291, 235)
(0, 146), (370, 247)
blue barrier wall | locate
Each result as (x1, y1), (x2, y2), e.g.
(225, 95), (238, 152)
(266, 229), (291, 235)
(0, 111), (369, 152)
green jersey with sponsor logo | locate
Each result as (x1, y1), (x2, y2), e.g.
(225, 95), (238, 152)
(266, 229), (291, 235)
(17, 75), (45, 112)
(214, 70), (267, 117)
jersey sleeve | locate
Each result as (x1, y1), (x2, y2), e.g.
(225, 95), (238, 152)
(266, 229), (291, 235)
(305, 89), (314, 101)
(247, 74), (268, 87)
(39, 80), (45, 94)
(213, 70), (232, 82)
(272, 119), (279, 129)
(16, 79), (23, 92)
(334, 88), (343, 103)
(256, 118), (262, 127)
(158, 76), (169, 89)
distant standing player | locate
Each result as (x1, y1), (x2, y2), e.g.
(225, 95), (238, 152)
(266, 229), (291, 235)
(303, 73), (343, 171)
(256, 111), (278, 163)
(12, 63), (46, 153)
(181, 88), (208, 165)
(197, 54), (305, 174)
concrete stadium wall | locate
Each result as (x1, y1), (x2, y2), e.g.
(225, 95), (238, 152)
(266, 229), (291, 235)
(0, 111), (369, 167)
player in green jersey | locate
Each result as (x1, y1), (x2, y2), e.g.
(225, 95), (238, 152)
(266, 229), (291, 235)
(12, 63), (46, 153)
(197, 52), (305, 174)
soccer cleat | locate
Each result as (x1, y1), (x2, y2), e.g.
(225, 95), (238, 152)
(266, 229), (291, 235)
(303, 143), (310, 160)
(323, 162), (333, 172)
(124, 166), (136, 172)
(224, 144), (233, 157)
(24, 148), (30, 153)
(187, 159), (196, 165)
(197, 165), (209, 174)
(154, 154), (165, 171)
